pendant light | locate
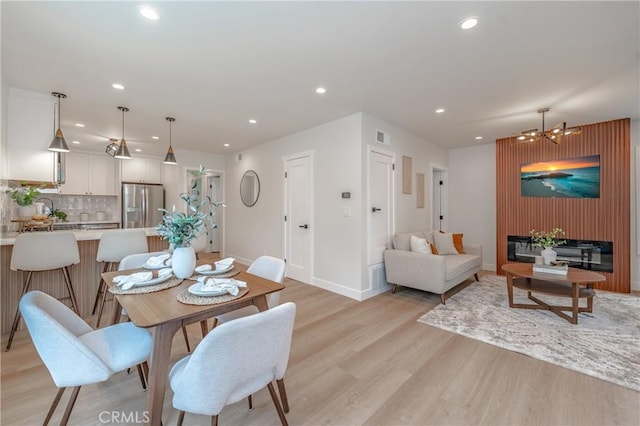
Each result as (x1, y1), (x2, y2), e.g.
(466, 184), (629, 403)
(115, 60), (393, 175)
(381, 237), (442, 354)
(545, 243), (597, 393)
(48, 92), (70, 152)
(163, 117), (178, 165)
(115, 106), (132, 159)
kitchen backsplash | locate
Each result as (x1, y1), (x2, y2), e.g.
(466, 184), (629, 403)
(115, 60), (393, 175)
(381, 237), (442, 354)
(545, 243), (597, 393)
(0, 187), (118, 232)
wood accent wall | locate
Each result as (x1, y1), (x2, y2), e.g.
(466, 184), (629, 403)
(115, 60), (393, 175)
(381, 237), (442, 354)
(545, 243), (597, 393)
(496, 118), (630, 293)
(0, 236), (169, 333)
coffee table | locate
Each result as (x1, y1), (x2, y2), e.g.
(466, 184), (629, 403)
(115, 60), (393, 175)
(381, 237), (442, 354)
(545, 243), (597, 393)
(501, 263), (605, 324)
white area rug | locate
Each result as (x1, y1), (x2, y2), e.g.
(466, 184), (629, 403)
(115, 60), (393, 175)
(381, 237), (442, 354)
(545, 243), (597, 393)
(418, 275), (640, 391)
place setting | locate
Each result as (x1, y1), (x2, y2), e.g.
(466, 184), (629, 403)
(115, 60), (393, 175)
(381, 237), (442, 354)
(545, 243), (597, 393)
(176, 258), (250, 305)
(108, 254), (183, 295)
(189, 257), (239, 279)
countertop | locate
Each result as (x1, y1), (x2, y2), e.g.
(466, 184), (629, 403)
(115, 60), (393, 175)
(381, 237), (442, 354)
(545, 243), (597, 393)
(0, 227), (159, 246)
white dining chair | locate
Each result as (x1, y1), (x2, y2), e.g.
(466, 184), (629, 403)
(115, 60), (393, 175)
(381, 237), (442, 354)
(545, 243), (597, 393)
(118, 251), (193, 352)
(19, 291), (152, 426)
(6, 232), (80, 350)
(92, 229), (149, 328)
(169, 302), (296, 426)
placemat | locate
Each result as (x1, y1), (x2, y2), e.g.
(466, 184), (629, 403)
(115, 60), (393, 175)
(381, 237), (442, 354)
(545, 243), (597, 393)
(109, 276), (185, 295)
(177, 286), (249, 305)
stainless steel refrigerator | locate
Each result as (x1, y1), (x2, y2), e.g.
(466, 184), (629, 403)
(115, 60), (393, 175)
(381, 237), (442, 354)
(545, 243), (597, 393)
(122, 183), (165, 229)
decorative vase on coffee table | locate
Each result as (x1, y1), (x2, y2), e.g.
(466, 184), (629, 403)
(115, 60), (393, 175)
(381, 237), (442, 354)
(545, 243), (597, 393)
(172, 246), (196, 278)
(541, 247), (557, 265)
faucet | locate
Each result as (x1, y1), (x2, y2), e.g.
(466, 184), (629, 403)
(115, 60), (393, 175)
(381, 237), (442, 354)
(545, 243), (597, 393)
(37, 198), (54, 216)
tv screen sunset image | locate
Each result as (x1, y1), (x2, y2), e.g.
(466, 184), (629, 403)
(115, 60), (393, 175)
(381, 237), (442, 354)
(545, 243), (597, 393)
(521, 155), (600, 198)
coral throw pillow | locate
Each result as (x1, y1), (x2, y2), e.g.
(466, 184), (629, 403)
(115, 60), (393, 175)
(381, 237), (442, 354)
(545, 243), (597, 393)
(452, 233), (465, 254)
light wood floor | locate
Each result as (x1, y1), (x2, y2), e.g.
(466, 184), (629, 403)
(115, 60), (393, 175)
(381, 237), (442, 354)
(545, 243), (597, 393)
(1, 263), (639, 425)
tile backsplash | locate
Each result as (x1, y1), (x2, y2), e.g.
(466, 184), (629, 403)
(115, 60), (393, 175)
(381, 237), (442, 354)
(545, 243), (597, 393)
(0, 186), (118, 232)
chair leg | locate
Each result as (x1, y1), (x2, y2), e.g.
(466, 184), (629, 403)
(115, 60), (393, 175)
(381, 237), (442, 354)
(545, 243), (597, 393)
(136, 364), (147, 391)
(248, 394), (253, 410)
(92, 262), (110, 314)
(267, 382), (288, 426)
(43, 387), (66, 425)
(61, 266), (80, 315)
(211, 415), (218, 426)
(60, 386), (81, 426)
(277, 378), (290, 413)
(6, 271), (33, 351)
(177, 410), (185, 426)
(182, 326), (191, 353)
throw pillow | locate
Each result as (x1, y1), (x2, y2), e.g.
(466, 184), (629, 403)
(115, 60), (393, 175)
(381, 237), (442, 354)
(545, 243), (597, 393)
(430, 243), (439, 255)
(433, 232), (459, 255)
(410, 235), (432, 254)
(452, 233), (465, 254)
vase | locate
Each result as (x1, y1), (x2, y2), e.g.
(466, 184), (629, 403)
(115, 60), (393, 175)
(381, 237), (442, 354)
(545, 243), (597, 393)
(172, 246), (196, 279)
(16, 205), (36, 219)
(541, 247), (557, 265)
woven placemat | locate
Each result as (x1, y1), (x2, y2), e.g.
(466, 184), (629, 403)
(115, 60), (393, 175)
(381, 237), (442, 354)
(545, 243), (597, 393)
(187, 269), (240, 280)
(177, 286), (249, 305)
(109, 276), (185, 295)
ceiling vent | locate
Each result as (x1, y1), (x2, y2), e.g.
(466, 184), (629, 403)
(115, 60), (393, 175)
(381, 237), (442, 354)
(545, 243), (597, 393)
(376, 130), (390, 145)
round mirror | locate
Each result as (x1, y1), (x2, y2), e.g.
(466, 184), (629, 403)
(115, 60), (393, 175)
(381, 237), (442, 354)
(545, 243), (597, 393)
(240, 170), (260, 207)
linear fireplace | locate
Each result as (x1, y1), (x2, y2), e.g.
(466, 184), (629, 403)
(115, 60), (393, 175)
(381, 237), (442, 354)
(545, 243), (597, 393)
(507, 235), (613, 272)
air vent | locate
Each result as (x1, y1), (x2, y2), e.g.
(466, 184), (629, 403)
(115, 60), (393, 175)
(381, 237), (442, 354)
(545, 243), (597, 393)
(376, 130), (390, 145)
(235, 153), (242, 162)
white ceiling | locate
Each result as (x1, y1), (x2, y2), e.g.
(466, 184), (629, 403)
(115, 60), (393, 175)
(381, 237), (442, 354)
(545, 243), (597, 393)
(2, 1), (639, 157)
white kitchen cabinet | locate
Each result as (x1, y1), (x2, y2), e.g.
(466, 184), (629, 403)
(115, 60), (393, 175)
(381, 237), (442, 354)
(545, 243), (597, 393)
(59, 152), (117, 196)
(6, 88), (57, 182)
(121, 157), (162, 183)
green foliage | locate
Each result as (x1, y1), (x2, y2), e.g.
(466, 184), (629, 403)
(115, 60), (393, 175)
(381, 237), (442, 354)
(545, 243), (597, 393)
(155, 166), (224, 248)
(529, 227), (566, 248)
(10, 186), (41, 206)
(51, 209), (68, 222)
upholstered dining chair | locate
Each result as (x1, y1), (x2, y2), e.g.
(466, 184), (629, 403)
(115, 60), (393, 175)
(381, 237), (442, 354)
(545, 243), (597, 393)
(92, 229), (149, 328)
(19, 291), (152, 426)
(169, 302), (296, 426)
(118, 251), (193, 352)
(6, 231), (80, 350)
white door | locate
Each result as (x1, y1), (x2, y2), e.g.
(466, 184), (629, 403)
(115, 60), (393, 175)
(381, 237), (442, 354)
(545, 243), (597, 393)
(284, 155), (312, 283)
(369, 150), (395, 265)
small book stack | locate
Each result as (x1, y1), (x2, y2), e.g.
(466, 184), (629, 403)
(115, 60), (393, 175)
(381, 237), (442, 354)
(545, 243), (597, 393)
(533, 261), (569, 275)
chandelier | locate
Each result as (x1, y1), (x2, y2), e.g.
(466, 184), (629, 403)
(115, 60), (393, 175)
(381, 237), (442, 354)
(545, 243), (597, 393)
(516, 108), (582, 144)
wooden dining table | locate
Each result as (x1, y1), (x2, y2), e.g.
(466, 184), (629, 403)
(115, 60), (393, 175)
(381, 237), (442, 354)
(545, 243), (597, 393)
(102, 263), (285, 426)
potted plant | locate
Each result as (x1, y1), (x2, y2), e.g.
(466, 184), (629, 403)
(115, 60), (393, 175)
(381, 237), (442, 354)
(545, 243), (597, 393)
(529, 227), (566, 265)
(9, 185), (42, 218)
(155, 166), (224, 278)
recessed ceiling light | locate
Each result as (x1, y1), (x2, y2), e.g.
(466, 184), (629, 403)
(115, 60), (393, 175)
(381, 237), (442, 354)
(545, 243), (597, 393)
(316, 87), (326, 94)
(112, 83), (125, 90)
(460, 17), (478, 30)
(152, 136), (159, 140)
(139, 6), (159, 21)
(75, 123), (85, 127)
(223, 143), (230, 147)
(475, 136), (483, 140)
(135, 148), (142, 152)
(72, 140), (80, 144)
(248, 119), (257, 124)
(435, 108), (445, 114)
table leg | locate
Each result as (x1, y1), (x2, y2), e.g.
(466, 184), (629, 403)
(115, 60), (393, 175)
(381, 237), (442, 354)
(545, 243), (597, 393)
(109, 298), (123, 326)
(253, 294), (269, 312)
(145, 321), (181, 426)
(571, 282), (579, 324)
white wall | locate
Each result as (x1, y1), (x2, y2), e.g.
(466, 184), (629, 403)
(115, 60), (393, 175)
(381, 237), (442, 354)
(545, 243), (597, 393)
(631, 119), (639, 291)
(224, 113), (364, 298)
(448, 144), (496, 271)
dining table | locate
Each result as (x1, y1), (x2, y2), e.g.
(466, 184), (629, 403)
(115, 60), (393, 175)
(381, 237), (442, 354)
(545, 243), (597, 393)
(102, 261), (285, 426)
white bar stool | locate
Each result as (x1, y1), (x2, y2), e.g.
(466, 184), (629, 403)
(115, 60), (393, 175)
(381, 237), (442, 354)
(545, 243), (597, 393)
(6, 232), (80, 351)
(91, 229), (148, 328)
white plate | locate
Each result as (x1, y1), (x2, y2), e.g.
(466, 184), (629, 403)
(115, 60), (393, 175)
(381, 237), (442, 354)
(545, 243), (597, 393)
(188, 282), (228, 297)
(132, 274), (172, 288)
(143, 262), (170, 270)
(198, 265), (233, 275)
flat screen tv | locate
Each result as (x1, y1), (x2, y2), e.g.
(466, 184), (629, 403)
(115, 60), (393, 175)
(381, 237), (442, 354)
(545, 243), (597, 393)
(521, 155), (600, 198)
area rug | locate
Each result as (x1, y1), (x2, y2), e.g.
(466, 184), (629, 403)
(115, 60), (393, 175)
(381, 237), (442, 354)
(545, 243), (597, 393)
(417, 275), (640, 391)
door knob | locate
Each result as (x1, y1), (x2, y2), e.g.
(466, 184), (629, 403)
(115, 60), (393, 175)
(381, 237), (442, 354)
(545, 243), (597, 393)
(299, 224), (309, 229)
(371, 207), (382, 212)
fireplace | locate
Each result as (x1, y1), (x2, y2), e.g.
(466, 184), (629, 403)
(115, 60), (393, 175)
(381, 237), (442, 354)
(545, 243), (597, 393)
(507, 235), (613, 272)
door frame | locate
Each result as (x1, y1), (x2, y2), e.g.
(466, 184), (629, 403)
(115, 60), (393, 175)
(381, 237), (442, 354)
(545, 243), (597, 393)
(282, 150), (315, 282)
(184, 166), (225, 255)
(367, 146), (396, 265)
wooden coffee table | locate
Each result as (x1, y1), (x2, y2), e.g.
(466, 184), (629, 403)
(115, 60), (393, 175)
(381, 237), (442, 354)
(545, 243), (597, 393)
(501, 263), (606, 324)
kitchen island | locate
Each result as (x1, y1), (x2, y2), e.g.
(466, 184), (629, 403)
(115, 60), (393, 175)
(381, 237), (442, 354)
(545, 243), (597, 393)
(0, 228), (169, 333)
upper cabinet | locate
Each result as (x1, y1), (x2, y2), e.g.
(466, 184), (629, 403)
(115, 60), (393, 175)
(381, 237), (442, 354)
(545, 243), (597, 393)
(59, 152), (117, 196)
(121, 157), (163, 183)
(6, 88), (56, 182)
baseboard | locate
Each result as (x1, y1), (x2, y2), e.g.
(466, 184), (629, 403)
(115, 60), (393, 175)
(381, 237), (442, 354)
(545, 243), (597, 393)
(483, 262), (497, 272)
(309, 276), (367, 301)
(632, 280), (640, 292)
